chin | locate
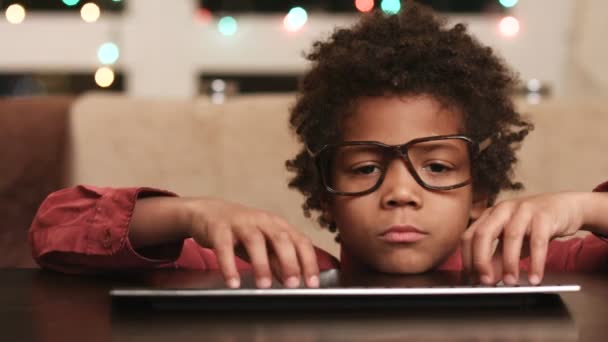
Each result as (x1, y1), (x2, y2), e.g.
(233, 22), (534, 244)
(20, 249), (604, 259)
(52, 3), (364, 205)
(372, 251), (435, 274)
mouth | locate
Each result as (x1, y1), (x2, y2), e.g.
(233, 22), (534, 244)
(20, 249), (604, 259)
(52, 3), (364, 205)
(378, 225), (429, 243)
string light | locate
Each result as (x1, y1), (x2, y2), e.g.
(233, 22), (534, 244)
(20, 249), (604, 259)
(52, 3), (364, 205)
(381, 0), (401, 15)
(195, 8), (213, 26)
(62, 0), (80, 6)
(283, 7), (308, 32)
(5, 4), (26, 24)
(355, 0), (374, 13)
(81, 2), (100, 23)
(211, 79), (226, 93)
(527, 79), (542, 93)
(98, 42), (120, 65)
(218, 16), (238, 36)
(499, 16), (520, 38)
(95, 67), (115, 88)
(499, 0), (518, 8)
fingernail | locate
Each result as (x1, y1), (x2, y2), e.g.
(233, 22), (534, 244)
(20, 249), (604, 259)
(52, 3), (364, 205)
(227, 277), (240, 289)
(257, 277), (272, 288)
(504, 274), (516, 285)
(308, 275), (320, 288)
(481, 275), (492, 284)
(529, 274), (540, 285)
(285, 276), (300, 288)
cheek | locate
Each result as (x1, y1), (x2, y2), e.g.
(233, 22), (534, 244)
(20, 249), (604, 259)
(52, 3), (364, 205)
(427, 191), (473, 234)
(328, 195), (376, 225)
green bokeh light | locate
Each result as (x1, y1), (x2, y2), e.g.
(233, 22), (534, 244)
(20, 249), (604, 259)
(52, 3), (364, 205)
(287, 7), (308, 28)
(98, 42), (120, 65)
(218, 16), (238, 36)
(381, 0), (401, 15)
(499, 0), (518, 8)
(62, 0), (80, 6)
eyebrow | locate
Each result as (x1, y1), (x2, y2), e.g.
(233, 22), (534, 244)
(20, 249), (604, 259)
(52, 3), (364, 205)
(408, 141), (464, 153)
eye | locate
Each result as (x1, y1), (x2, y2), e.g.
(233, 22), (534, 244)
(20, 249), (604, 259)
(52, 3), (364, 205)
(424, 162), (452, 173)
(352, 164), (382, 175)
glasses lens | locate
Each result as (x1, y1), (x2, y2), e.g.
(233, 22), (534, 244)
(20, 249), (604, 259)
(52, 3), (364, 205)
(407, 138), (472, 188)
(319, 138), (473, 194)
(321, 144), (389, 194)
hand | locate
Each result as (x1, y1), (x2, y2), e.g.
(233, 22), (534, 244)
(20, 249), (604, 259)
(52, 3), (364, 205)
(461, 192), (587, 286)
(185, 198), (320, 289)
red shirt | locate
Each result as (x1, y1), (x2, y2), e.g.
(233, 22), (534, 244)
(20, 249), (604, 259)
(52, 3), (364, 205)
(29, 182), (608, 274)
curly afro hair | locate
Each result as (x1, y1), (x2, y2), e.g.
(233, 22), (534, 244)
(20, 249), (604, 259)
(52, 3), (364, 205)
(286, 2), (533, 232)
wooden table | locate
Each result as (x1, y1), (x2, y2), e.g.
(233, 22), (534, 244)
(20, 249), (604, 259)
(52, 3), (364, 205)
(1, 269), (607, 341)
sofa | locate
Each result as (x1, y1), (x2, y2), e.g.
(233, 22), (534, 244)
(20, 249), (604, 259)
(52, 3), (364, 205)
(2, 93), (607, 267)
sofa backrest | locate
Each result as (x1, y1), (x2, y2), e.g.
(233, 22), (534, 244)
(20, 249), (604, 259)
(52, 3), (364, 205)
(510, 98), (608, 196)
(67, 93), (608, 257)
(0, 96), (73, 267)
(67, 93), (340, 255)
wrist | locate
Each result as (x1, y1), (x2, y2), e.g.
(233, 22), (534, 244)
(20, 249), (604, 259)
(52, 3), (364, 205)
(580, 191), (608, 235)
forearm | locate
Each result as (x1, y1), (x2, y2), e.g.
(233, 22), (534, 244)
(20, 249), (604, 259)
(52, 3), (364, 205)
(581, 192), (608, 236)
(129, 197), (193, 249)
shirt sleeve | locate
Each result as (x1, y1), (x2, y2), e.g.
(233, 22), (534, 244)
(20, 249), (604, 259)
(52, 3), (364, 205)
(29, 185), (187, 274)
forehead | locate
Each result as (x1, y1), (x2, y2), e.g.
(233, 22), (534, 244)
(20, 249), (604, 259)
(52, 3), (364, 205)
(341, 95), (463, 144)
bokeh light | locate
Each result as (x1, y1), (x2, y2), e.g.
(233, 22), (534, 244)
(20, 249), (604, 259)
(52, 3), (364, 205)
(94, 67), (115, 88)
(62, 0), (80, 6)
(381, 0), (401, 15)
(218, 16), (238, 36)
(499, 0), (518, 8)
(81, 2), (100, 23)
(499, 16), (520, 38)
(355, 0), (374, 13)
(283, 7), (308, 32)
(98, 42), (120, 65)
(195, 8), (213, 25)
(211, 79), (226, 93)
(6, 4), (26, 24)
(527, 79), (542, 92)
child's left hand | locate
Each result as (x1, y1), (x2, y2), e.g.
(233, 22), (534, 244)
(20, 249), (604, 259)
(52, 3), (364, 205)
(460, 192), (601, 286)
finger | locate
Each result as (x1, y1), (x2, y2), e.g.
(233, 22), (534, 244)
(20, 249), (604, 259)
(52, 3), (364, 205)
(462, 208), (492, 274)
(234, 227), (273, 289)
(291, 233), (320, 288)
(472, 204), (512, 284)
(209, 225), (240, 288)
(263, 228), (302, 288)
(501, 206), (532, 284)
(269, 218), (319, 288)
(489, 241), (504, 284)
(528, 216), (551, 285)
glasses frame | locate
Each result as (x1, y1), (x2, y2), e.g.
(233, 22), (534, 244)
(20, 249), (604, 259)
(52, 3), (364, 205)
(307, 134), (493, 196)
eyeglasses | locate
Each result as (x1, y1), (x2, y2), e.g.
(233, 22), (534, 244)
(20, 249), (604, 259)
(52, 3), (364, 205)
(307, 135), (492, 196)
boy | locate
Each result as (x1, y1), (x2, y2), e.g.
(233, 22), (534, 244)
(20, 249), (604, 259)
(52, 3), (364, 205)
(30, 3), (608, 288)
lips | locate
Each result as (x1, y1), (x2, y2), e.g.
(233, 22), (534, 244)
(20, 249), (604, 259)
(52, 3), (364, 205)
(379, 225), (429, 243)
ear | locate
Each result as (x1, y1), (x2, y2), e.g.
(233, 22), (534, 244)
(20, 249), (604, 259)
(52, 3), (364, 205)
(320, 197), (334, 224)
(470, 192), (489, 221)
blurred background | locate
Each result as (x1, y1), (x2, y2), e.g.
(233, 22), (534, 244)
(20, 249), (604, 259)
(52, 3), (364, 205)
(1, 0), (606, 101)
(2, 1), (608, 267)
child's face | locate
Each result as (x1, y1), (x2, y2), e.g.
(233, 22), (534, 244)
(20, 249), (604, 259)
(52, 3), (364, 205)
(325, 95), (485, 274)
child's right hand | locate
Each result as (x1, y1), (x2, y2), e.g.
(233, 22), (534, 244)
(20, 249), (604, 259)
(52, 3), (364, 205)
(184, 198), (320, 289)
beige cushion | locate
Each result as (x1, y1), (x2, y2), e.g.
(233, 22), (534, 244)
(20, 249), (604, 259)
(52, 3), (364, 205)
(68, 93), (608, 257)
(507, 98), (608, 198)
(67, 93), (339, 256)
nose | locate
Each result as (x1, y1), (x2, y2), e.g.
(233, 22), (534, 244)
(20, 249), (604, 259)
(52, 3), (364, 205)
(379, 158), (423, 209)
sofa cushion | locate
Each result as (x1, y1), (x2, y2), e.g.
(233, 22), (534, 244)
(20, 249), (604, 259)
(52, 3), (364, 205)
(67, 93), (340, 255)
(67, 93), (608, 257)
